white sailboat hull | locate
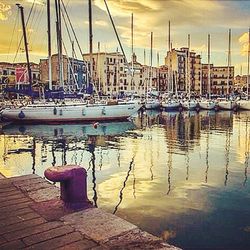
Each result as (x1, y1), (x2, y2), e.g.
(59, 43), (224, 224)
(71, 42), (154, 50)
(182, 100), (198, 111)
(161, 101), (181, 111)
(237, 100), (250, 110)
(0, 101), (142, 124)
(199, 100), (216, 110)
(145, 100), (160, 110)
(217, 100), (237, 110)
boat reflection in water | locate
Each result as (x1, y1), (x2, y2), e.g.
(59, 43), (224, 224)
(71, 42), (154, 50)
(2, 121), (136, 138)
(1, 111), (250, 249)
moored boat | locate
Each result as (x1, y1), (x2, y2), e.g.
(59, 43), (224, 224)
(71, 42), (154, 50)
(181, 99), (198, 111)
(161, 99), (181, 111)
(217, 98), (237, 110)
(237, 99), (250, 110)
(144, 99), (160, 110)
(198, 99), (216, 110)
(0, 100), (142, 124)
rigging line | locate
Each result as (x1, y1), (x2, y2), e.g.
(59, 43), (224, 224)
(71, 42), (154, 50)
(28, 4), (44, 49)
(62, 40), (79, 89)
(61, 8), (73, 45)
(61, 0), (84, 57)
(13, 0), (36, 63)
(103, 0), (132, 75)
(7, 10), (19, 62)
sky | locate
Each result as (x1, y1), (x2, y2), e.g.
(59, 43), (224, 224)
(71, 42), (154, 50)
(0, 0), (250, 75)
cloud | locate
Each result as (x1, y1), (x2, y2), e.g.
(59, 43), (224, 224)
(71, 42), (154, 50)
(239, 32), (249, 56)
(0, 1), (11, 21)
(25, 0), (45, 5)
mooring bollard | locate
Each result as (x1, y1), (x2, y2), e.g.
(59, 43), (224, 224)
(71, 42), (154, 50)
(44, 165), (91, 209)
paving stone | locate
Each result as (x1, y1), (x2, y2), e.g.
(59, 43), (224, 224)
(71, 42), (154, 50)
(18, 181), (54, 192)
(0, 207), (34, 220)
(0, 192), (26, 202)
(3, 221), (63, 241)
(24, 231), (83, 250)
(0, 217), (46, 235)
(23, 225), (74, 246)
(14, 177), (48, 189)
(0, 201), (32, 213)
(0, 190), (22, 198)
(0, 183), (13, 189)
(0, 187), (17, 193)
(11, 174), (39, 182)
(101, 228), (179, 249)
(0, 175), (39, 186)
(56, 239), (98, 250)
(0, 212), (40, 227)
(0, 239), (25, 249)
(62, 208), (137, 242)
(0, 197), (31, 208)
(0, 235), (7, 245)
(28, 187), (60, 202)
(31, 199), (73, 221)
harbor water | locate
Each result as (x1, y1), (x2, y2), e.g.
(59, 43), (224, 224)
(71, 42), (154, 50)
(0, 110), (250, 249)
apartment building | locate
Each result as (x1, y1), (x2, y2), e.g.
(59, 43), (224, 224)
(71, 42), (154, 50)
(40, 54), (87, 90)
(234, 74), (248, 92)
(165, 47), (201, 93)
(201, 64), (234, 95)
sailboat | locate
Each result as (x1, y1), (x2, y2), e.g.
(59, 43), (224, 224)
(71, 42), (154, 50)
(199, 34), (216, 110)
(1, 1), (142, 123)
(238, 28), (250, 110)
(181, 35), (198, 111)
(161, 21), (181, 111)
(217, 29), (237, 111)
(145, 32), (160, 110)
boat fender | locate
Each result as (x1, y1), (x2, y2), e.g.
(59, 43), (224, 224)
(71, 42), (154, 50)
(102, 107), (106, 115)
(93, 122), (99, 129)
(53, 107), (57, 115)
(18, 111), (25, 119)
(82, 108), (86, 116)
(59, 109), (63, 116)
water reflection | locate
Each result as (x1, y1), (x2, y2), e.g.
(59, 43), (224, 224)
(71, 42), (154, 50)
(1, 111), (250, 249)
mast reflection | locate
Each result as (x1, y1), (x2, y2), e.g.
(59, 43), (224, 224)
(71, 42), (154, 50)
(113, 154), (135, 214)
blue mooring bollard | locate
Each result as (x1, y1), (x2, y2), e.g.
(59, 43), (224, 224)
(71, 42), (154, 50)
(44, 165), (91, 209)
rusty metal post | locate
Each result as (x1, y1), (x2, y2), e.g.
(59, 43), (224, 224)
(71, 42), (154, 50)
(45, 165), (91, 209)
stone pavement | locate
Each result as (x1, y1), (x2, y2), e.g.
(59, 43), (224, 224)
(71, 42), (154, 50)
(0, 174), (181, 249)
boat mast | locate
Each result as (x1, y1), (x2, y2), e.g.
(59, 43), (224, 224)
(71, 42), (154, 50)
(247, 28), (250, 100)
(47, 0), (52, 90)
(98, 41), (101, 93)
(200, 52), (202, 96)
(227, 29), (231, 97)
(88, 0), (93, 94)
(131, 13), (134, 77)
(188, 34), (190, 97)
(168, 20), (172, 93)
(150, 32), (153, 92)
(208, 34), (211, 99)
(55, 0), (63, 88)
(16, 4), (32, 92)
(157, 51), (159, 92)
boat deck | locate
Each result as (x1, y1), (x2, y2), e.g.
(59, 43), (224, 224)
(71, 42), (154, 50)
(0, 174), (180, 250)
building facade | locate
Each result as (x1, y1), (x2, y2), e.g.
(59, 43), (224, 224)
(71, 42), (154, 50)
(0, 62), (39, 92)
(165, 47), (201, 93)
(234, 74), (248, 92)
(201, 64), (234, 95)
(40, 54), (87, 91)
